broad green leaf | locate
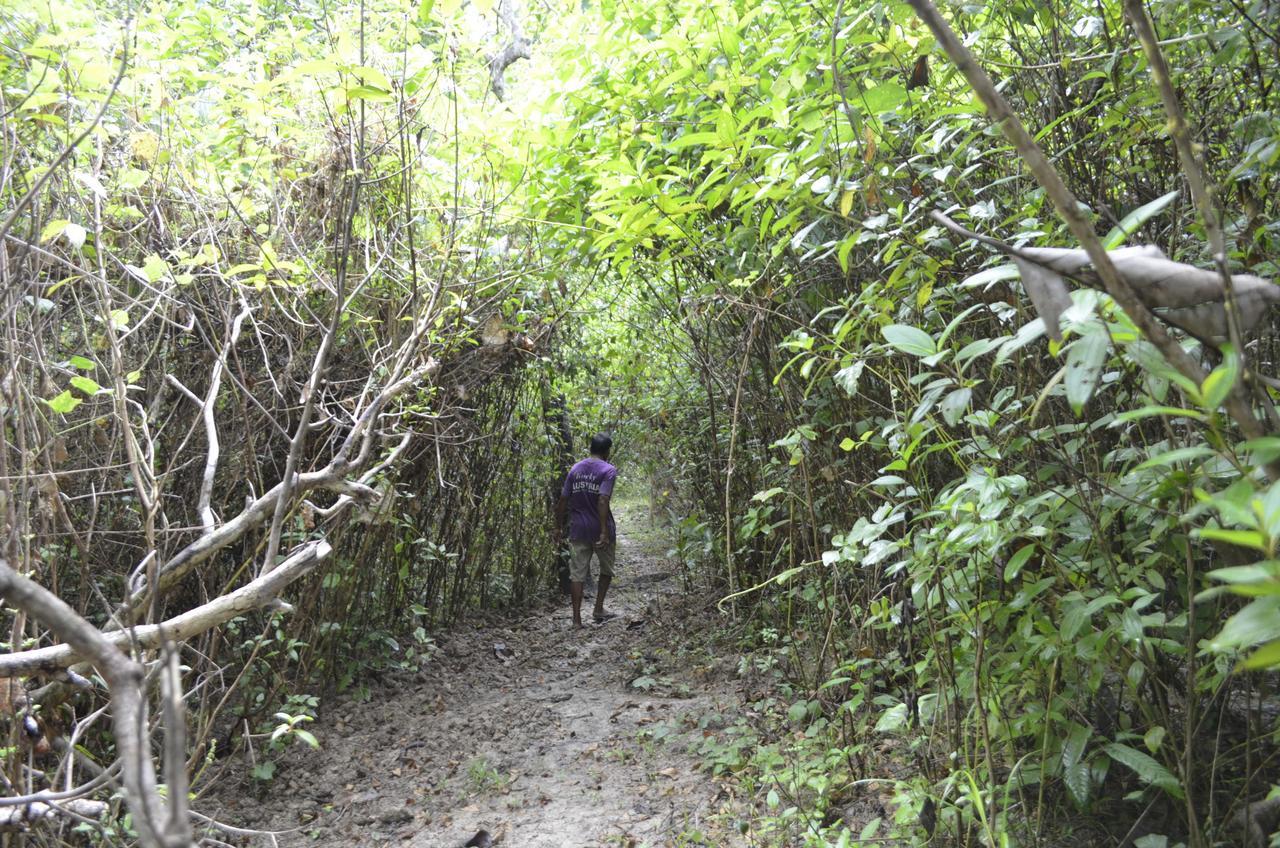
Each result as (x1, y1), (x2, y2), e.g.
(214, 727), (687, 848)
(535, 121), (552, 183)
(1102, 190), (1179, 249)
(1065, 328), (1109, 414)
(1061, 600), (1088, 640)
(1136, 446), (1216, 470)
(1102, 743), (1183, 798)
(874, 703), (907, 733)
(1241, 638), (1280, 670)
(1200, 345), (1239, 409)
(40, 219), (69, 243)
(1003, 544), (1036, 580)
(295, 58), (340, 75)
(142, 255), (169, 282)
(1064, 761), (1092, 808)
(1112, 405), (1206, 424)
(116, 168), (149, 190)
(347, 85), (393, 102)
(882, 324), (936, 357)
(1239, 437), (1280, 465)
(70, 376), (100, 396)
(1062, 722), (1090, 770)
(292, 729), (320, 749)
(939, 387), (971, 426)
(860, 81), (907, 114)
(1212, 596), (1280, 652)
(667, 131), (719, 150)
(1195, 527), (1265, 549)
(43, 390), (81, 414)
(68, 355), (96, 371)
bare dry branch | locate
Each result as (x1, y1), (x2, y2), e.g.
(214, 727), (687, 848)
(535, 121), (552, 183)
(2, 540), (331, 676)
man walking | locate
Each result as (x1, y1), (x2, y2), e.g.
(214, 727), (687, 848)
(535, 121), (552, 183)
(554, 434), (617, 628)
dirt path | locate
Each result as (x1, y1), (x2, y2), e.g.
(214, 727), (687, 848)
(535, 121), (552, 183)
(205, 506), (743, 847)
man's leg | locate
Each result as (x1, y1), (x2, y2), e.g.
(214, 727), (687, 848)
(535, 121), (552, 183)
(593, 541), (615, 621)
(571, 580), (584, 628)
(569, 541), (591, 628)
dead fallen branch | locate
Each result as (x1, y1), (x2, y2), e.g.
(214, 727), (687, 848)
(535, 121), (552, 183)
(930, 211), (1280, 347)
(0, 540), (331, 676)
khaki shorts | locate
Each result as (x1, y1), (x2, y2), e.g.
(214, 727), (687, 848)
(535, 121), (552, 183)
(569, 540), (615, 583)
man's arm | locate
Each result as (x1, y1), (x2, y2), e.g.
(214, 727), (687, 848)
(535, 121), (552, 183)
(596, 494), (611, 546)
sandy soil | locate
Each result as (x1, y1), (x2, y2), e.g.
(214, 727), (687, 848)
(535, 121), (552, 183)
(203, 506), (744, 848)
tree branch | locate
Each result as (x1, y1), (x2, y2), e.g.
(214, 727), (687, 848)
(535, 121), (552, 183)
(905, 0), (1272, 452)
(4, 541), (331, 676)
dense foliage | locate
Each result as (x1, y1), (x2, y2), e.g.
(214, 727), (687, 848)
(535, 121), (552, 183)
(2, 0), (1280, 844)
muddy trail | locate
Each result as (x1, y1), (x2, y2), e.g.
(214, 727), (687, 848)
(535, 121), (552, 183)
(204, 506), (746, 847)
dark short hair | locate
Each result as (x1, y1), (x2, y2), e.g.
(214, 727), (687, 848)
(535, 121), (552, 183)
(590, 433), (613, 459)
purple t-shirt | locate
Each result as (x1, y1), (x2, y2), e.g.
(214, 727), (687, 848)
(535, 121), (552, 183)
(561, 457), (617, 542)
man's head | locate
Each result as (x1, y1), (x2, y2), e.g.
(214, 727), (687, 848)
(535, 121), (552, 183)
(590, 433), (613, 460)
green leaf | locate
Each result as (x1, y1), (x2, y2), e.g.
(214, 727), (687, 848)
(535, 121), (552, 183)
(1196, 527), (1267, 550)
(1103, 743), (1183, 798)
(839, 437), (856, 451)
(70, 375), (100, 396)
(1112, 405), (1205, 424)
(1003, 544), (1036, 580)
(939, 387), (971, 426)
(292, 729), (320, 749)
(116, 168), (149, 190)
(1061, 601), (1088, 640)
(68, 355), (96, 371)
(142, 254), (169, 282)
(1064, 761), (1092, 808)
(43, 390), (82, 414)
(1212, 596), (1280, 652)
(860, 81), (907, 114)
(1102, 190), (1179, 249)
(1136, 446), (1216, 470)
(882, 324), (936, 357)
(40, 219), (69, 243)
(667, 131), (719, 150)
(1201, 345), (1239, 409)
(787, 701), (809, 724)
(874, 703), (907, 733)
(1065, 329), (1109, 414)
(1241, 638), (1280, 670)
(347, 85), (393, 102)
(1238, 437), (1280, 465)
(1062, 722), (1090, 770)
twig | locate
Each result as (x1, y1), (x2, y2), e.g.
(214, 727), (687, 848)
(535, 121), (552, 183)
(196, 301), (251, 531)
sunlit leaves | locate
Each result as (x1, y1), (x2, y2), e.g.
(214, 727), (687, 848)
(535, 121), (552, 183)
(42, 390), (82, 414)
